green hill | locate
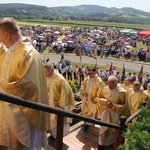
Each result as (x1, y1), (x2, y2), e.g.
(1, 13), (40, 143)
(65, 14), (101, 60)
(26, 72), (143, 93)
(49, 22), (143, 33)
(0, 3), (150, 24)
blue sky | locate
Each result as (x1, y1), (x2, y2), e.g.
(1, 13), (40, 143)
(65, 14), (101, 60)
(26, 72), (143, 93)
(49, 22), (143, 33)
(0, 0), (150, 12)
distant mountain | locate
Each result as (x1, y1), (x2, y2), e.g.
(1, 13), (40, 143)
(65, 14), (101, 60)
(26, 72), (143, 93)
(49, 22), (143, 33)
(50, 5), (119, 14)
(50, 4), (150, 16)
(0, 3), (150, 24)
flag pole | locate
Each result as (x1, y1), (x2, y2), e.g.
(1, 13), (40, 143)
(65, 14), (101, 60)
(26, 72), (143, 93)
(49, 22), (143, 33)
(138, 65), (143, 84)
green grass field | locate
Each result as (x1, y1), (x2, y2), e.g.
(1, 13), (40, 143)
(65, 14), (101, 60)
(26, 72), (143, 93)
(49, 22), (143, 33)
(17, 20), (150, 30)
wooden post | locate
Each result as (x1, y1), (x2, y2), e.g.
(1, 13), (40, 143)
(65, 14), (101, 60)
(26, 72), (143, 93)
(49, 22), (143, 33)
(114, 116), (127, 150)
(56, 115), (64, 150)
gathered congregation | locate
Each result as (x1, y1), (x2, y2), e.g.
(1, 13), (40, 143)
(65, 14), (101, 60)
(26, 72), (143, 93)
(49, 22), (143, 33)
(20, 23), (150, 62)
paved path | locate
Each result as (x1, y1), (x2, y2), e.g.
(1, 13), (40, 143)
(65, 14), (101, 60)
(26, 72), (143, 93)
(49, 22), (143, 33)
(41, 53), (150, 74)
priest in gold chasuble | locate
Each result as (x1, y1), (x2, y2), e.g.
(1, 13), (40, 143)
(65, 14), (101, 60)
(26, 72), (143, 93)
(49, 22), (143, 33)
(0, 17), (49, 150)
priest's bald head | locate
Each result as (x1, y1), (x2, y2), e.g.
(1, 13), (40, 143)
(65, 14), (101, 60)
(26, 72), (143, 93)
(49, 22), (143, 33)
(0, 17), (22, 47)
(107, 75), (118, 90)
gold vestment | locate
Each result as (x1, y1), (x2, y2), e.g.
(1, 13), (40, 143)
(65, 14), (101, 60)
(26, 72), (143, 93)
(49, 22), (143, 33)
(129, 89), (149, 114)
(0, 38), (50, 148)
(96, 86), (127, 146)
(80, 75), (105, 118)
(0, 43), (8, 146)
(47, 70), (75, 130)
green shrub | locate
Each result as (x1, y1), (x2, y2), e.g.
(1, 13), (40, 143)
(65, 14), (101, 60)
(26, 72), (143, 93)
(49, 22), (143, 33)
(67, 80), (77, 93)
(65, 59), (71, 66)
(118, 107), (150, 150)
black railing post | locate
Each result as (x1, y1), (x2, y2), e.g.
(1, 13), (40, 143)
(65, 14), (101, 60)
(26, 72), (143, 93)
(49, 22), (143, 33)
(56, 115), (64, 150)
(114, 116), (127, 150)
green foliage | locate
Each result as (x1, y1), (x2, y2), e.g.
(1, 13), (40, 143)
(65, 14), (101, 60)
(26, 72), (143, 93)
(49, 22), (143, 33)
(1, 4), (150, 26)
(118, 107), (150, 150)
(67, 80), (77, 94)
(65, 60), (71, 66)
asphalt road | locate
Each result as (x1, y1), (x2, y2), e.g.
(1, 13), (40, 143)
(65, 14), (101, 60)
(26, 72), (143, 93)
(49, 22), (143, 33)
(41, 53), (150, 74)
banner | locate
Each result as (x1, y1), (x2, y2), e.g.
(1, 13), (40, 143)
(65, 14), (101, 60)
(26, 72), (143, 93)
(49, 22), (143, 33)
(109, 61), (113, 75)
(121, 64), (126, 81)
(138, 65), (143, 84)
(61, 59), (67, 74)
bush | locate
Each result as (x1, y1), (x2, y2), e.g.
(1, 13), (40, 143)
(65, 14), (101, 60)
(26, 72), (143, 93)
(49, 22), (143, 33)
(118, 107), (150, 150)
(67, 80), (77, 93)
(65, 59), (71, 66)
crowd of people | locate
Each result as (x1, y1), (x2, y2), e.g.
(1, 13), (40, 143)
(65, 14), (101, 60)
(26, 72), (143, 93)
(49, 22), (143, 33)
(0, 17), (149, 150)
(54, 57), (150, 90)
(20, 23), (150, 62)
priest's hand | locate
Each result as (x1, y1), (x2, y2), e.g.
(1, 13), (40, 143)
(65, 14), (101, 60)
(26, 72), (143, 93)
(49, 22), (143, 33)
(83, 92), (88, 97)
(107, 102), (113, 109)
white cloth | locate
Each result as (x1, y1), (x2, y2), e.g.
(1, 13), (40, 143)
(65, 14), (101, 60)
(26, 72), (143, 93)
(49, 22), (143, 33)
(51, 124), (70, 139)
(99, 109), (120, 146)
(4, 103), (48, 149)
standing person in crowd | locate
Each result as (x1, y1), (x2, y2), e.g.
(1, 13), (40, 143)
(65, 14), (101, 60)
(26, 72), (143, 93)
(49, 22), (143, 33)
(0, 17), (50, 150)
(129, 81), (149, 115)
(96, 76), (128, 150)
(44, 64), (75, 140)
(131, 72), (137, 83)
(80, 67), (105, 132)
(79, 65), (86, 85)
(127, 72), (132, 81)
(116, 72), (121, 83)
(143, 74), (150, 90)
(74, 65), (79, 84)
(67, 64), (73, 80)
(99, 70), (106, 81)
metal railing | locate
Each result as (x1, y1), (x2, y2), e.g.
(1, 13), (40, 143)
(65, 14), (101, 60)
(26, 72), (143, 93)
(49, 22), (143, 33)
(0, 92), (144, 150)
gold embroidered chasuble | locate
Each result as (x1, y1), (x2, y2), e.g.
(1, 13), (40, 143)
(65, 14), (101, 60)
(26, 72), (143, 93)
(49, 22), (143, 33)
(129, 89), (149, 114)
(47, 70), (75, 129)
(80, 75), (105, 118)
(0, 43), (8, 146)
(96, 86), (127, 146)
(0, 38), (50, 146)
(0, 43), (7, 71)
(97, 86), (127, 117)
(121, 84), (133, 99)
